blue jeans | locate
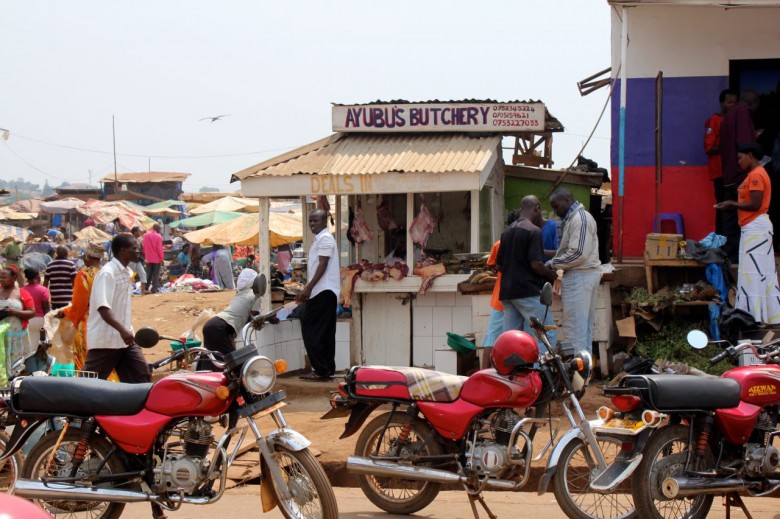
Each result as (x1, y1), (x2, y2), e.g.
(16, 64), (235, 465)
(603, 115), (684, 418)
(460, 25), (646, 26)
(482, 309), (505, 347)
(501, 296), (557, 352)
(561, 270), (601, 354)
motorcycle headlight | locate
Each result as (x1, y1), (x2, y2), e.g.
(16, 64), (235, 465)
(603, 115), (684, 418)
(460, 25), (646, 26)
(241, 356), (276, 395)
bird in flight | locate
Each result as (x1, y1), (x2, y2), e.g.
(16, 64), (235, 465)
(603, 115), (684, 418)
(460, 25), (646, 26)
(199, 114), (231, 122)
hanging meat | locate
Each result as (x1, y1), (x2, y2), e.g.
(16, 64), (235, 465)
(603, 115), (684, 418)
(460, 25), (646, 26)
(376, 198), (398, 232)
(413, 258), (446, 296)
(349, 196), (373, 244)
(409, 194), (435, 248)
(339, 261), (409, 308)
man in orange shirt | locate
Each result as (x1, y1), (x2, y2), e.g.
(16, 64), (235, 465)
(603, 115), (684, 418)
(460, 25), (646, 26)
(704, 88), (737, 235)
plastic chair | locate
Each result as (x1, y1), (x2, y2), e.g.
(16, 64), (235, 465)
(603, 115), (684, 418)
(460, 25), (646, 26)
(653, 213), (685, 237)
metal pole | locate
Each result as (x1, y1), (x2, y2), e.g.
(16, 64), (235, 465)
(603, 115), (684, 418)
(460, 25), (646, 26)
(617, 6), (628, 262)
(655, 71), (663, 224)
(112, 115), (118, 198)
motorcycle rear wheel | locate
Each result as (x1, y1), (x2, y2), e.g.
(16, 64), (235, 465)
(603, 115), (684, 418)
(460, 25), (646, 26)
(552, 435), (636, 519)
(0, 430), (22, 493)
(270, 446), (338, 519)
(632, 424), (713, 519)
(22, 427), (127, 519)
(354, 412), (444, 515)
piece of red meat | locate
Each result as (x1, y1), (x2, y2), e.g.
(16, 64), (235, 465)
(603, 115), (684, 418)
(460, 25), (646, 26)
(409, 194), (435, 247)
(413, 261), (446, 296)
(376, 198), (397, 232)
(349, 196), (373, 244)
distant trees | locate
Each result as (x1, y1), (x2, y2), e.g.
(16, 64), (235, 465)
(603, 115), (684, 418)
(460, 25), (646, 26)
(0, 178), (40, 192)
(199, 186), (220, 192)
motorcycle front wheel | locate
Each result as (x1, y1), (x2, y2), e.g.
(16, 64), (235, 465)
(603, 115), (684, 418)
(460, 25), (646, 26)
(22, 427), (127, 519)
(0, 430), (22, 493)
(632, 424), (713, 519)
(552, 435), (636, 519)
(354, 412), (444, 515)
(270, 446), (338, 519)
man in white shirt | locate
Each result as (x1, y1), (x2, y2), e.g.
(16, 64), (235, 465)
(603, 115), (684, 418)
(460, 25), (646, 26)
(84, 233), (150, 382)
(296, 209), (340, 380)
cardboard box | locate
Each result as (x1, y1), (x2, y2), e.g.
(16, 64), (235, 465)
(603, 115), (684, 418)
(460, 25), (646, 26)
(645, 233), (683, 260)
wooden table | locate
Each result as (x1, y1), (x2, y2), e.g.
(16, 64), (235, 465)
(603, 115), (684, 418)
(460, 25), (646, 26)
(644, 252), (705, 294)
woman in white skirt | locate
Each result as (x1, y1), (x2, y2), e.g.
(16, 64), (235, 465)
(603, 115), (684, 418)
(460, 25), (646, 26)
(716, 142), (780, 324)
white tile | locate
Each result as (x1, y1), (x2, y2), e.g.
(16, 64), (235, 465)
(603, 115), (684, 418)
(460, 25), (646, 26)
(455, 292), (473, 307)
(336, 321), (350, 342)
(413, 336), (433, 367)
(434, 349), (458, 375)
(335, 341), (350, 370)
(413, 293), (435, 307)
(471, 295), (492, 316)
(434, 292), (455, 307)
(451, 307), (473, 335)
(413, 306), (433, 336)
(432, 307), (453, 338)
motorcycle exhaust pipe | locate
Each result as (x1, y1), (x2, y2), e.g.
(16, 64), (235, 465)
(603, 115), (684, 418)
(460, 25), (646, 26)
(13, 479), (212, 505)
(347, 456), (519, 491)
(662, 476), (752, 498)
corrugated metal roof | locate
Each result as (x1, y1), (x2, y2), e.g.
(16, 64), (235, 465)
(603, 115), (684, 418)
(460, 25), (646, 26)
(232, 133), (502, 181)
(608, 0), (779, 5)
(332, 99), (564, 132)
(99, 172), (190, 183)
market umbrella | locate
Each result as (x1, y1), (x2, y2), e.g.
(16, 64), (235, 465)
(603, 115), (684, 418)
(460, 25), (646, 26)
(73, 226), (112, 243)
(0, 207), (36, 221)
(77, 199), (156, 230)
(184, 212), (302, 247)
(143, 206), (184, 217)
(0, 224), (32, 242)
(188, 196), (259, 215)
(170, 211), (243, 229)
(39, 197), (85, 214)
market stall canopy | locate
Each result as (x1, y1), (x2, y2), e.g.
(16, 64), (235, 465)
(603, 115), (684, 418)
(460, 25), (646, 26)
(77, 199), (156, 230)
(143, 206), (184, 217)
(0, 224), (32, 242)
(9, 199), (42, 213)
(73, 226), (112, 243)
(231, 133), (503, 197)
(0, 207), (36, 220)
(170, 211), (243, 229)
(39, 197), (86, 214)
(142, 200), (186, 217)
(183, 212), (302, 247)
(99, 172), (190, 184)
(188, 196), (260, 215)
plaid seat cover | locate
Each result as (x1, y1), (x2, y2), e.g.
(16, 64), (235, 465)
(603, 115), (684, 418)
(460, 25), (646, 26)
(363, 366), (467, 402)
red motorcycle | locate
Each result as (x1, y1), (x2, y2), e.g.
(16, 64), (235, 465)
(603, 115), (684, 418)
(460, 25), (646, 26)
(610, 330), (780, 518)
(0, 308), (338, 519)
(323, 283), (636, 519)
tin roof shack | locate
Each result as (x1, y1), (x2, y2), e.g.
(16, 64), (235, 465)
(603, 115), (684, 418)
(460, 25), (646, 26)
(608, 0), (780, 258)
(100, 172), (190, 206)
(234, 100), (572, 371)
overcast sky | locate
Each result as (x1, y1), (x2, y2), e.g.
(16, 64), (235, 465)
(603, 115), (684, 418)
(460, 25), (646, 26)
(0, 1), (612, 193)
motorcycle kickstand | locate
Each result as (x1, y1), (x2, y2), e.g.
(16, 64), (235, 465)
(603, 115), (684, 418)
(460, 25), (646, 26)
(723, 492), (753, 519)
(467, 492), (497, 519)
(151, 502), (168, 519)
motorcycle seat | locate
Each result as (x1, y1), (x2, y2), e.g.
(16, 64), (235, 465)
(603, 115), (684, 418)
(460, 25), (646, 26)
(353, 366), (467, 402)
(16, 377), (153, 416)
(622, 374), (741, 411)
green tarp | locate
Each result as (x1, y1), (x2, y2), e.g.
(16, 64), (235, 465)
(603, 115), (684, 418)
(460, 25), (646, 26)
(169, 211), (243, 229)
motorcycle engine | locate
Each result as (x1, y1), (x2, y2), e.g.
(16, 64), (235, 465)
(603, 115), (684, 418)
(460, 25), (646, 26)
(155, 418), (214, 494)
(745, 444), (780, 477)
(465, 409), (523, 478)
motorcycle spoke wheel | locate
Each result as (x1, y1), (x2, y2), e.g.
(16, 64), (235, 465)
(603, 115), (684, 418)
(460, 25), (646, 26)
(22, 428), (126, 519)
(354, 412), (444, 515)
(271, 446), (338, 519)
(0, 430), (22, 493)
(632, 424), (713, 519)
(552, 436), (636, 519)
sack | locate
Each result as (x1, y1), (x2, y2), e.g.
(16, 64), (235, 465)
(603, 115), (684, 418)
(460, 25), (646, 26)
(720, 306), (759, 344)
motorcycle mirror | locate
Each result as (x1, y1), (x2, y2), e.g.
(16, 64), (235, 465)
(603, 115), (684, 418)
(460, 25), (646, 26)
(540, 282), (553, 307)
(253, 273), (267, 297)
(687, 330), (709, 349)
(134, 327), (176, 349)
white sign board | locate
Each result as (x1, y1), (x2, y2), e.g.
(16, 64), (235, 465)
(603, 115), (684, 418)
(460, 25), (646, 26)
(332, 102), (545, 133)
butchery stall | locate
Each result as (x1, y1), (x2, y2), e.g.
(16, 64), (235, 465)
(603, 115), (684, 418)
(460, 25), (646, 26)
(233, 100), (564, 373)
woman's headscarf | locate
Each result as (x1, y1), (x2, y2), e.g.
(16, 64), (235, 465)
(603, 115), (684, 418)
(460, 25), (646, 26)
(236, 268), (258, 291)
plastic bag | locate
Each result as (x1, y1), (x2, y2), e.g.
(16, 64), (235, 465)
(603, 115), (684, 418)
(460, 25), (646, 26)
(44, 312), (74, 365)
(178, 309), (214, 343)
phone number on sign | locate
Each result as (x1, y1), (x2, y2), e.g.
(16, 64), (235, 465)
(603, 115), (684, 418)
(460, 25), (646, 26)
(492, 105), (536, 112)
(492, 119), (541, 127)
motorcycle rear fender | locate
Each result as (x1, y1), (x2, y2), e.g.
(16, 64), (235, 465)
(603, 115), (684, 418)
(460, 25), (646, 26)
(335, 401), (379, 439)
(266, 428), (311, 453)
(537, 426), (584, 494)
(0, 417), (47, 462)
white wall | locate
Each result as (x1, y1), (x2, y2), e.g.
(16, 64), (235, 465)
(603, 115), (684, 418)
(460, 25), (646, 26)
(610, 5), (780, 78)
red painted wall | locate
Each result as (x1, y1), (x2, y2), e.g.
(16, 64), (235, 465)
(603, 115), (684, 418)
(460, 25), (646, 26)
(612, 165), (716, 257)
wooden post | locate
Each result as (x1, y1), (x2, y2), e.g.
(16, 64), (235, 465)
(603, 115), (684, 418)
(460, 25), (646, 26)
(258, 197), (271, 313)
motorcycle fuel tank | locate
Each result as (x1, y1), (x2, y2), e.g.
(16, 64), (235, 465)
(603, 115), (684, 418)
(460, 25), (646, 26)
(460, 368), (542, 409)
(145, 372), (231, 416)
(723, 365), (780, 407)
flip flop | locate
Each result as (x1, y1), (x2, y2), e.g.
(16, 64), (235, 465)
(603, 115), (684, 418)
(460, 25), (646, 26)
(299, 372), (331, 381)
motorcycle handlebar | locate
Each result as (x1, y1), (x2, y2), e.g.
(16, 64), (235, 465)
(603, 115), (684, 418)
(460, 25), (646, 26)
(708, 348), (732, 365)
(149, 347), (225, 371)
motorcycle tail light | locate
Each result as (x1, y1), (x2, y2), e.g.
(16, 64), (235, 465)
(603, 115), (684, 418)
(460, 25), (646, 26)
(642, 410), (664, 427)
(611, 395), (642, 412)
(597, 406), (614, 421)
(274, 359), (288, 374)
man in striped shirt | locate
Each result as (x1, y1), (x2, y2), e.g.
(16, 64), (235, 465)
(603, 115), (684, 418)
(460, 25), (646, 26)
(44, 245), (77, 309)
(547, 188), (601, 355)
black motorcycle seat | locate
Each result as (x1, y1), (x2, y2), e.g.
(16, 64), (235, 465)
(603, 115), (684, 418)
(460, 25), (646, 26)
(623, 374), (740, 411)
(17, 377), (153, 416)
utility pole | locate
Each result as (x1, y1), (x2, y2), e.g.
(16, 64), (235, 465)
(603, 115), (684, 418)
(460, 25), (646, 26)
(88, 169), (93, 187)
(112, 115), (118, 199)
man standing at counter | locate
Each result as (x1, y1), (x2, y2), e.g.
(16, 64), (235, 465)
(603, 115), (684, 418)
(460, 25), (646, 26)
(547, 188), (601, 355)
(296, 209), (340, 381)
